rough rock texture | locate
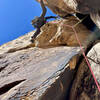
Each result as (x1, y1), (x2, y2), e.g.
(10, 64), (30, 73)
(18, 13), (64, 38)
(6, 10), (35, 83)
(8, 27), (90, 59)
(36, 0), (100, 29)
(0, 7), (100, 100)
(0, 31), (34, 55)
(70, 43), (100, 100)
(36, 0), (77, 17)
(0, 16), (85, 100)
(0, 16), (90, 54)
(88, 43), (100, 84)
(0, 46), (80, 100)
(34, 16), (91, 48)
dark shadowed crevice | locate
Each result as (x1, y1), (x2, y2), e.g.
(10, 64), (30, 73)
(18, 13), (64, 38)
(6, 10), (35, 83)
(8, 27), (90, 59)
(0, 63), (9, 72)
(0, 67), (6, 72)
(0, 79), (26, 95)
(76, 13), (96, 31)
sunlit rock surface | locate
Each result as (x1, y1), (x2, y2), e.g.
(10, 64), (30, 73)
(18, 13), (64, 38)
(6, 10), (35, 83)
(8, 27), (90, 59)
(0, 31), (34, 55)
(88, 43), (100, 84)
(36, 0), (77, 17)
(37, 0), (100, 29)
(0, 46), (80, 100)
(0, 4), (100, 99)
(0, 16), (90, 54)
(33, 16), (91, 47)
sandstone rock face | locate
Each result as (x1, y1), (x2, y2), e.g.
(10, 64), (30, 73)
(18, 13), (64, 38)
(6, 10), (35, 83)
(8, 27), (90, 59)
(70, 43), (100, 100)
(88, 43), (100, 84)
(0, 46), (80, 100)
(36, 0), (77, 17)
(0, 3), (100, 99)
(0, 31), (34, 55)
(0, 15), (84, 100)
(34, 16), (91, 48)
(36, 0), (100, 30)
(0, 16), (90, 54)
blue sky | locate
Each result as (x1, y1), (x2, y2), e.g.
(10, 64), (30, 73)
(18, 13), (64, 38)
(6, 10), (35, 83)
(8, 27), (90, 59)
(0, 0), (55, 45)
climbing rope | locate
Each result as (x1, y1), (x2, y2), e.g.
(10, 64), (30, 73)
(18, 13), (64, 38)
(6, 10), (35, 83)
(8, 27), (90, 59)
(63, 18), (100, 92)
